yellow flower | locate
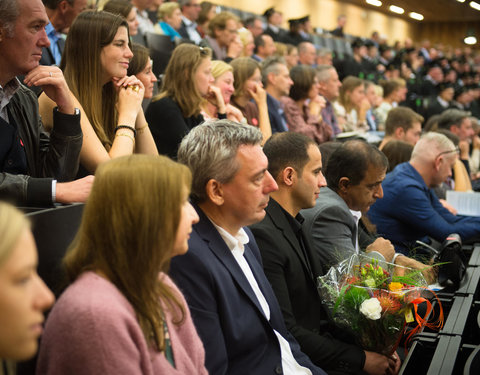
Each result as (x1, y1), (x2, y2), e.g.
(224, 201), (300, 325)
(388, 282), (403, 292)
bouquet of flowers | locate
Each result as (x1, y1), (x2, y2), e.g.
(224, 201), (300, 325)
(318, 254), (443, 356)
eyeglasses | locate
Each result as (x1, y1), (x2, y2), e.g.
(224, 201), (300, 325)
(187, 3), (201, 7)
(435, 147), (459, 159)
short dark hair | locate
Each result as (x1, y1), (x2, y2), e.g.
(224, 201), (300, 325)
(253, 34), (265, 54)
(325, 140), (388, 191)
(437, 109), (471, 130)
(263, 132), (317, 180)
(385, 106), (424, 136)
(289, 65), (316, 101)
(43, 0), (75, 9)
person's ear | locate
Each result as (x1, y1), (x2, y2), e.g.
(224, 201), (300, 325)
(338, 177), (350, 193)
(394, 127), (405, 139)
(281, 167), (296, 187)
(58, 0), (70, 14)
(205, 179), (224, 206)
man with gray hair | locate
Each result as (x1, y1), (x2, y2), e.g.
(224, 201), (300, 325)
(170, 120), (326, 375)
(262, 56), (293, 133)
(316, 64), (342, 135)
(298, 41), (316, 66)
(369, 132), (480, 254)
(0, 0), (92, 205)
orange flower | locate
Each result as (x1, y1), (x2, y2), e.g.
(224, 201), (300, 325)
(388, 282), (404, 292)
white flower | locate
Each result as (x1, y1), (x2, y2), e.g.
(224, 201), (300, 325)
(360, 298), (382, 320)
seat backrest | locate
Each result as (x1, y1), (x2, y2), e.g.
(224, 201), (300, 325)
(27, 204), (84, 296)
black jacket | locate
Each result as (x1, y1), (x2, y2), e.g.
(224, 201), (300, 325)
(1, 83), (82, 206)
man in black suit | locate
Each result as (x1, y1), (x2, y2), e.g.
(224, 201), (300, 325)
(263, 7), (287, 43)
(250, 132), (400, 375)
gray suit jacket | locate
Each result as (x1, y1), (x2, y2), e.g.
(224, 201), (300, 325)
(301, 187), (381, 273)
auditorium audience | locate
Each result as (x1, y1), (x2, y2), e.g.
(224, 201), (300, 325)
(1, 0), (92, 206)
(146, 44), (222, 159)
(237, 27), (255, 57)
(42, 0), (88, 67)
(154, 2), (183, 42)
(39, 10), (157, 175)
(378, 107), (423, 149)
(298, 42), (317, 67)
(230, 57), (272, 142)
(316, 65), (343, 136)
(196, 1), (216, 38)
(169, 120), (325, 375)
(369, 132), (480, 255)
(250, 133), (401, 375)
(127, 43), (157, 100)
(102, 0), (139, 37)
(334, 76), (370, 133)
(201, 60), (244, 122)
(375, 79), (407, 129)
(132, 0), (155, 35)
(202, 11), (241, 61)
(37, 154), (207, 375)
(244, 15), (264, 38)
(281, 65), (333, 143)
(263, 7), (287, 43)
(178, 0), (202, 44)
(252, 34), (277, 62)
(0, 203), (54, 372)
(301, 140), (436, 282)
(284, 44), (300, 70)
(262, 57), (293, 133)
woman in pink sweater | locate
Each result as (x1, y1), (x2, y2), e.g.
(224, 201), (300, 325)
(36, 154), (207, 375)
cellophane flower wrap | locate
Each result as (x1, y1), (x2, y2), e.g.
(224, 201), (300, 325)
(318, 253), (442, 356)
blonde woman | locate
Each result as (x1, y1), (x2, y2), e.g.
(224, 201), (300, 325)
(0, 203), (54, 375)
(201, 60), (244, 123)
(37, 154), (207, 375)
(38, 11), (158, 176)
(154, 2), (182, 41)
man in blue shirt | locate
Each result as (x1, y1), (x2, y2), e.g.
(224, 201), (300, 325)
(369, 132), (480, 255)
(42, 0), (87, 66)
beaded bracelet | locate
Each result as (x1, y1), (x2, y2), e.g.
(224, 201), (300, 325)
(115, 132), (135, 143)
(115, 125), (136, 137)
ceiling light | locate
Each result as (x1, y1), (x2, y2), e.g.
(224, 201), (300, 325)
(471, 1), (480, 11)
(464, 36), (477, 45)
(366, 0), (382, 6)
(409, 12), (424, 21)
(389, 5), (405, 14)
(457, 0), (465, 3)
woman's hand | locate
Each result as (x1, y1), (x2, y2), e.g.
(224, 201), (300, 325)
(206, 85), (226, 115)
(225, 104), (245, 123)
(308, 95), (326, 116)
(248, 83), (267, 107)
(114, 76), (145, 125)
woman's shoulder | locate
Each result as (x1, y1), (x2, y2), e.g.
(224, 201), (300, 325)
(48, 272), (136, 325)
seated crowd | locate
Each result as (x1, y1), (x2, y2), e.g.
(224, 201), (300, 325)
(2, 1), (480, 375)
